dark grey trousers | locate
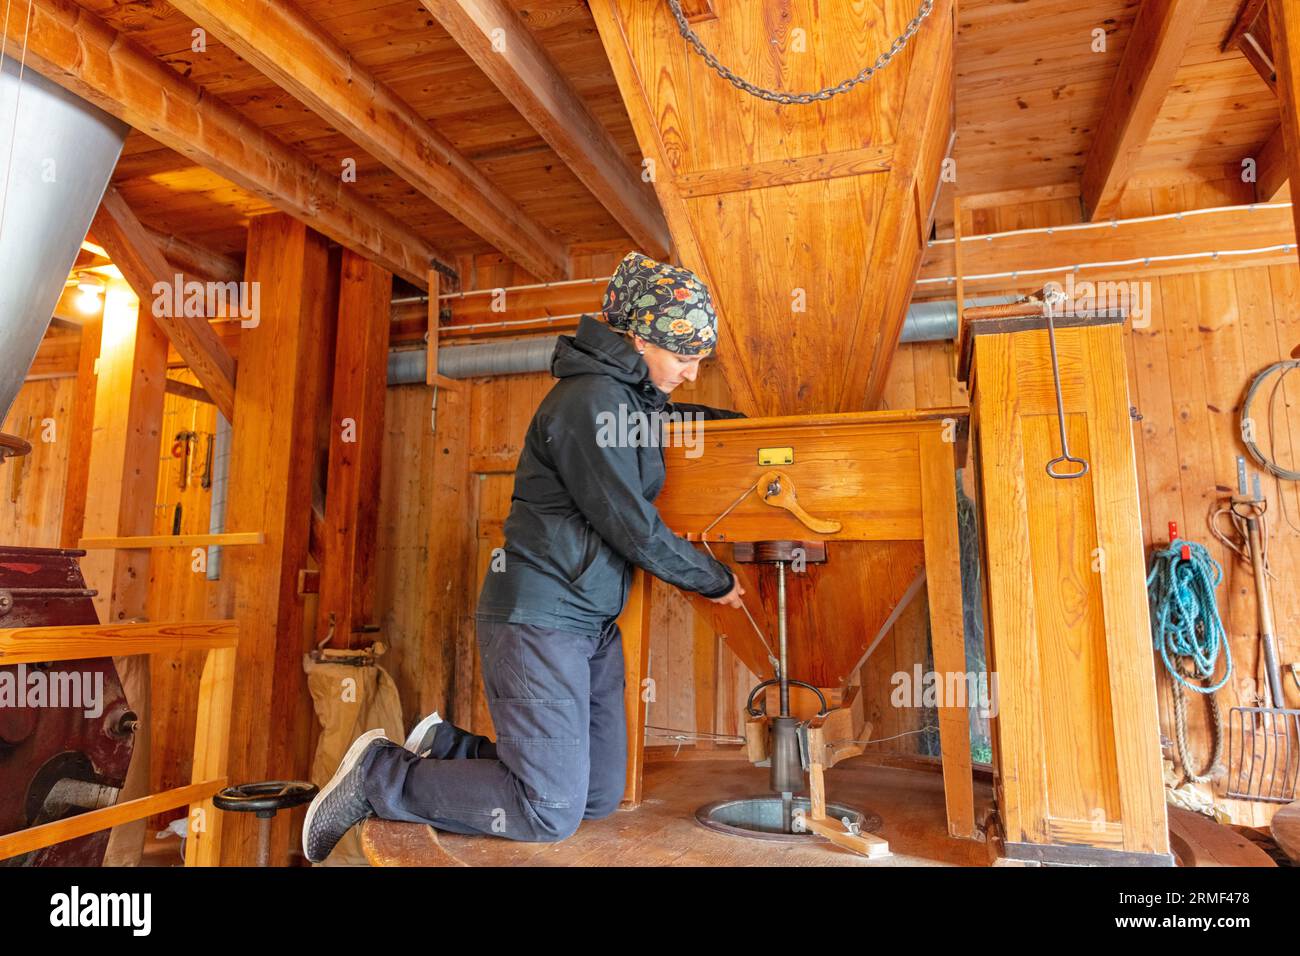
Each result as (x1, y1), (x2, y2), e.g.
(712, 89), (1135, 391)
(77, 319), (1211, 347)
(363, 619), (628, 842)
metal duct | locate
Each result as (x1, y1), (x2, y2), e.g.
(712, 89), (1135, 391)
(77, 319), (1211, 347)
(900, 295), (1020, 343)
(0, 59), (129, 429)
(388, 337), (561, 384)
(388, 295), (1022, 384)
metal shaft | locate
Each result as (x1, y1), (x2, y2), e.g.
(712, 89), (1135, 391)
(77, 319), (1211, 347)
(777, 560), (789, 717)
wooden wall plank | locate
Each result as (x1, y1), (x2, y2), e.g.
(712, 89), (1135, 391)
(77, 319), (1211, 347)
(2, 378), (78, 548)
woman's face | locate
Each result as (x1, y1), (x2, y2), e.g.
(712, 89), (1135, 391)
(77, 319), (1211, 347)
(633, 336), (704, 394)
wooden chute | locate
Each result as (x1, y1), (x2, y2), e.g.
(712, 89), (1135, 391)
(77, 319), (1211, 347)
(592, 0), (956, 416)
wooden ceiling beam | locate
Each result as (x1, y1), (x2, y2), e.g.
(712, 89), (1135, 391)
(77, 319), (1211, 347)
(420, 0), (670, 258)
(1271, 0), (1300, 249)
(1224, 0), (1276, 90)
(1254, 123), (1289, 200)
(92, 187), (238, 421)
(88, 226), (241, 285)
(9, 0), (447, 288)
(1080, 0), (1208, 221)
(169, 0), (570, 282)
(144, 229), (243, 285)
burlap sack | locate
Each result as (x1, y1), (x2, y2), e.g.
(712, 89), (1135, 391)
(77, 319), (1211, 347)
(302, 652), (404, 866)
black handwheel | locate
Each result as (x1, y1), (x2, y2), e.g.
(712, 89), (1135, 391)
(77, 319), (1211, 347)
(213, 781), (318, 818)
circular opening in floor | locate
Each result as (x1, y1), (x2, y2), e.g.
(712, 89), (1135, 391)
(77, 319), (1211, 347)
(694, 796), (881, 843)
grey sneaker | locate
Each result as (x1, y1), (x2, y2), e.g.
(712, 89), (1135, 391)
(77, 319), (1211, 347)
(301, 728), (389, 863)
(403, 711), (443, 757)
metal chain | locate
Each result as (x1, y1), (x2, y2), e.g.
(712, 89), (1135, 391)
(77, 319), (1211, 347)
(664, 0), (934, 105)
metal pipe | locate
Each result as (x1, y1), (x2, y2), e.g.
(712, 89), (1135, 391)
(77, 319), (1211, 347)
(206, 411), (231, 581)
(386, 295), (1019, 384)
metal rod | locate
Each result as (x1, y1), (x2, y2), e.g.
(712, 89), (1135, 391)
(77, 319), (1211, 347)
(391, 274), (614, 304)
(777, 560), (789, 717)
(1043, 293), (1089, 479)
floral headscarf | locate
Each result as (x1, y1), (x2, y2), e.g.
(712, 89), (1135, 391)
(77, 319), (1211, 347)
(600, 251), (718, 356)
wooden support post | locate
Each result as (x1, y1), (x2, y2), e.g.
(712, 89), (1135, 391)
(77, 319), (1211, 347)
(316, 250), (392, 646)
(58, 316), (101, 549)
(430, 385), (475, 732)
(78, 275), (168, 866)
(618, 568), (653, 807)
(222, 214), (333, 866)
(952, 195), (965, 344)
(426, 268), (440, 387)
(1269, 0), (1300, 255)
(920, 429), (977, 839)
(185, 643), (237, 866)
(425, 269), (463, 392)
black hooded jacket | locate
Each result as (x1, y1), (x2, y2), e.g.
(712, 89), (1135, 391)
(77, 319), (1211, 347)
(475, 314), (743, 635)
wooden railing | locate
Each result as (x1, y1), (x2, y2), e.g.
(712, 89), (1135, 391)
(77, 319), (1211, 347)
(0, 620), (238, 866)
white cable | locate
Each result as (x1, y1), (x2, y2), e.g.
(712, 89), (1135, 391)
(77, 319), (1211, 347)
(442, 311), (587, 334)
(398, 274), (613, 303)
(928, 201), (1293, 247)
(918, 242), (1297, 286)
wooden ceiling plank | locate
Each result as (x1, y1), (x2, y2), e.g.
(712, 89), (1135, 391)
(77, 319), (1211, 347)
(92, 187), (238, 422)
(420, 0), (669, 257)
(169, 0), (570, 281)
(10, 0), (446, 289)
(1080, 0), (1211, 221)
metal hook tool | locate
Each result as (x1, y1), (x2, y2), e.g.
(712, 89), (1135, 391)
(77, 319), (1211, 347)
(1042, 288), (1089, 480)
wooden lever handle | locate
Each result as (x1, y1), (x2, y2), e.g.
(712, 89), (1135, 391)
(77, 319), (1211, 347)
(756, 470), (841, 534)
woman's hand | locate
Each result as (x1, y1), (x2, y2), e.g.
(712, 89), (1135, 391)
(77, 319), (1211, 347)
(708, 577), (745, 609)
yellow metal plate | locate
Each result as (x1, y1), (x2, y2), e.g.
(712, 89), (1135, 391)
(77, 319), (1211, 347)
(758, 446), (794, 465)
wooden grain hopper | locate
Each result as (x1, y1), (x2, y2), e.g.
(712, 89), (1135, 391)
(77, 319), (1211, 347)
(589, 2), (961, 852)
(593, 0), (956, 416)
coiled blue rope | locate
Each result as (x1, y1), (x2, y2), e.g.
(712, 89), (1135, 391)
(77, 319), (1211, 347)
(1146, 539), (1232, 694)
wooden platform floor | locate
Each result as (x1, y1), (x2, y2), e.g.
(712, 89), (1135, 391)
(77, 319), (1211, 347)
(433, 749), (993, 867)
